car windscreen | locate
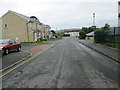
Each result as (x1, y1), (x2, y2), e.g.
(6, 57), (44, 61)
(0, 40), (9, 44)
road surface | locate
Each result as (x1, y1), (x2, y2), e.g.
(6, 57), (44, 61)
(1, 45), (38, 69)
(2, 37), (119, 88)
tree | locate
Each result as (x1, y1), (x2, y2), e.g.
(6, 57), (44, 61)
(79, 31), (86, 39)
(87, 27), (94, 33)
(82, 27), (94, 34)
(51, 30), (56, 34)
(56, 32), (63, 39)
(81, 27), (87, 33)
(101, 23), (110, 30)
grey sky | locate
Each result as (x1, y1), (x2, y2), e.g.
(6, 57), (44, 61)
(0, 0), (118, 30)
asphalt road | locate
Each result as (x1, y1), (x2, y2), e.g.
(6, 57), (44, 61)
(2, 37), (119, 88)
(78, 40), (119, 61)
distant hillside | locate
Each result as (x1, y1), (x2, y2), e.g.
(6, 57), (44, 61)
(57, 28), (82, 32)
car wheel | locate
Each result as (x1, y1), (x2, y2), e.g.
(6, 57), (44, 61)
(4, 48), (9, 55)
(17, 47), (21, 52)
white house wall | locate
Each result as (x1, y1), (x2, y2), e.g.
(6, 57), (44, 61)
(64, 32), (79, 37)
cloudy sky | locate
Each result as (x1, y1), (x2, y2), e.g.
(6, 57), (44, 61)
(0, 0), (118, 30)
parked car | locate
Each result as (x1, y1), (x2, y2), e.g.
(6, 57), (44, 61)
(0, 39), (21, 55)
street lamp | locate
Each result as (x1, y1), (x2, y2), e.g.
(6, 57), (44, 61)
(92, 13), (96, 42)
(92, 13), (96, 30)
(93, 13), (95, 26)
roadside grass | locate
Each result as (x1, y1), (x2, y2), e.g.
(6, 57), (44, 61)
(85, 39), (120, 49)
(104, 43), (120, 49)
(85, 40), (94, 42)
(21, 39), (58, 45)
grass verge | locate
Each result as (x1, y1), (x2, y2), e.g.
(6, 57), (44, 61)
(21, 39), (58, 45)
(85, 39), (120, 49)
(104, 43), (120, 49)
(85, 40), (94, 42)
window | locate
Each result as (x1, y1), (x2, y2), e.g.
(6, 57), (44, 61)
(118, 13), (120, 18)
(4, 24), (8, 28)
(10, 40), (16, 44)
(29, 23), (32, 28)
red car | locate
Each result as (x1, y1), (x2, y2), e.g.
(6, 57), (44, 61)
(0, 39), (21, 55)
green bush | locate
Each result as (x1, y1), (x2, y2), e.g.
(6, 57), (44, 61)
(94, 30), (107, 43)
(56, 32), (63, 39)
(79, 31), (86, 39)
(63, 34), (70, 37)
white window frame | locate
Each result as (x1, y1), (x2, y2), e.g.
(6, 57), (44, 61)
(4, 24), (8, 28)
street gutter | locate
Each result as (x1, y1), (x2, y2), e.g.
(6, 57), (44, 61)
(0, 44), (56, 75)
(0, 53), (32, 73)
(76, 40), (120, 64)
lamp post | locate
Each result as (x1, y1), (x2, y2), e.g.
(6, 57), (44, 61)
(93, 13), (95, 26)
(92, 13), (96, 42)
(92, 13), (96, 30)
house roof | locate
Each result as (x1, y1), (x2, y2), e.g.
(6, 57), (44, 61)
(86, 31), (94, 36)
(1, 10), (30, 21)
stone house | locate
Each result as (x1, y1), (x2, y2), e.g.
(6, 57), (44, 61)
(0, 10), (51, 42)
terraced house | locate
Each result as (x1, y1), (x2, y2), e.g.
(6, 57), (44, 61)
(0, 10), (51, 42)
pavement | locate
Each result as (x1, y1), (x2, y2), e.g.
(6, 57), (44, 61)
(25, 44), (55, 56)
(77, 39), (120, 63)
(2, 37), (119, 88)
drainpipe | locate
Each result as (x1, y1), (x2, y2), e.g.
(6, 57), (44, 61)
(26, 22), (30, 42)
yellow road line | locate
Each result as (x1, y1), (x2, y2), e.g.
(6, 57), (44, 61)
(0, 44), (55, 78)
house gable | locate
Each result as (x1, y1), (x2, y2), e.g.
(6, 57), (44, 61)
(1, 10), (30, 21)
(2, 11), (29, 42)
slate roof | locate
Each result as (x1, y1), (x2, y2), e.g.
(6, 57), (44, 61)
(86, 31), (94, 36)
(1, 10), (30, 21)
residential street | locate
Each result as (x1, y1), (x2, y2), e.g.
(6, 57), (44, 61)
(2, 37), (119, 88)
